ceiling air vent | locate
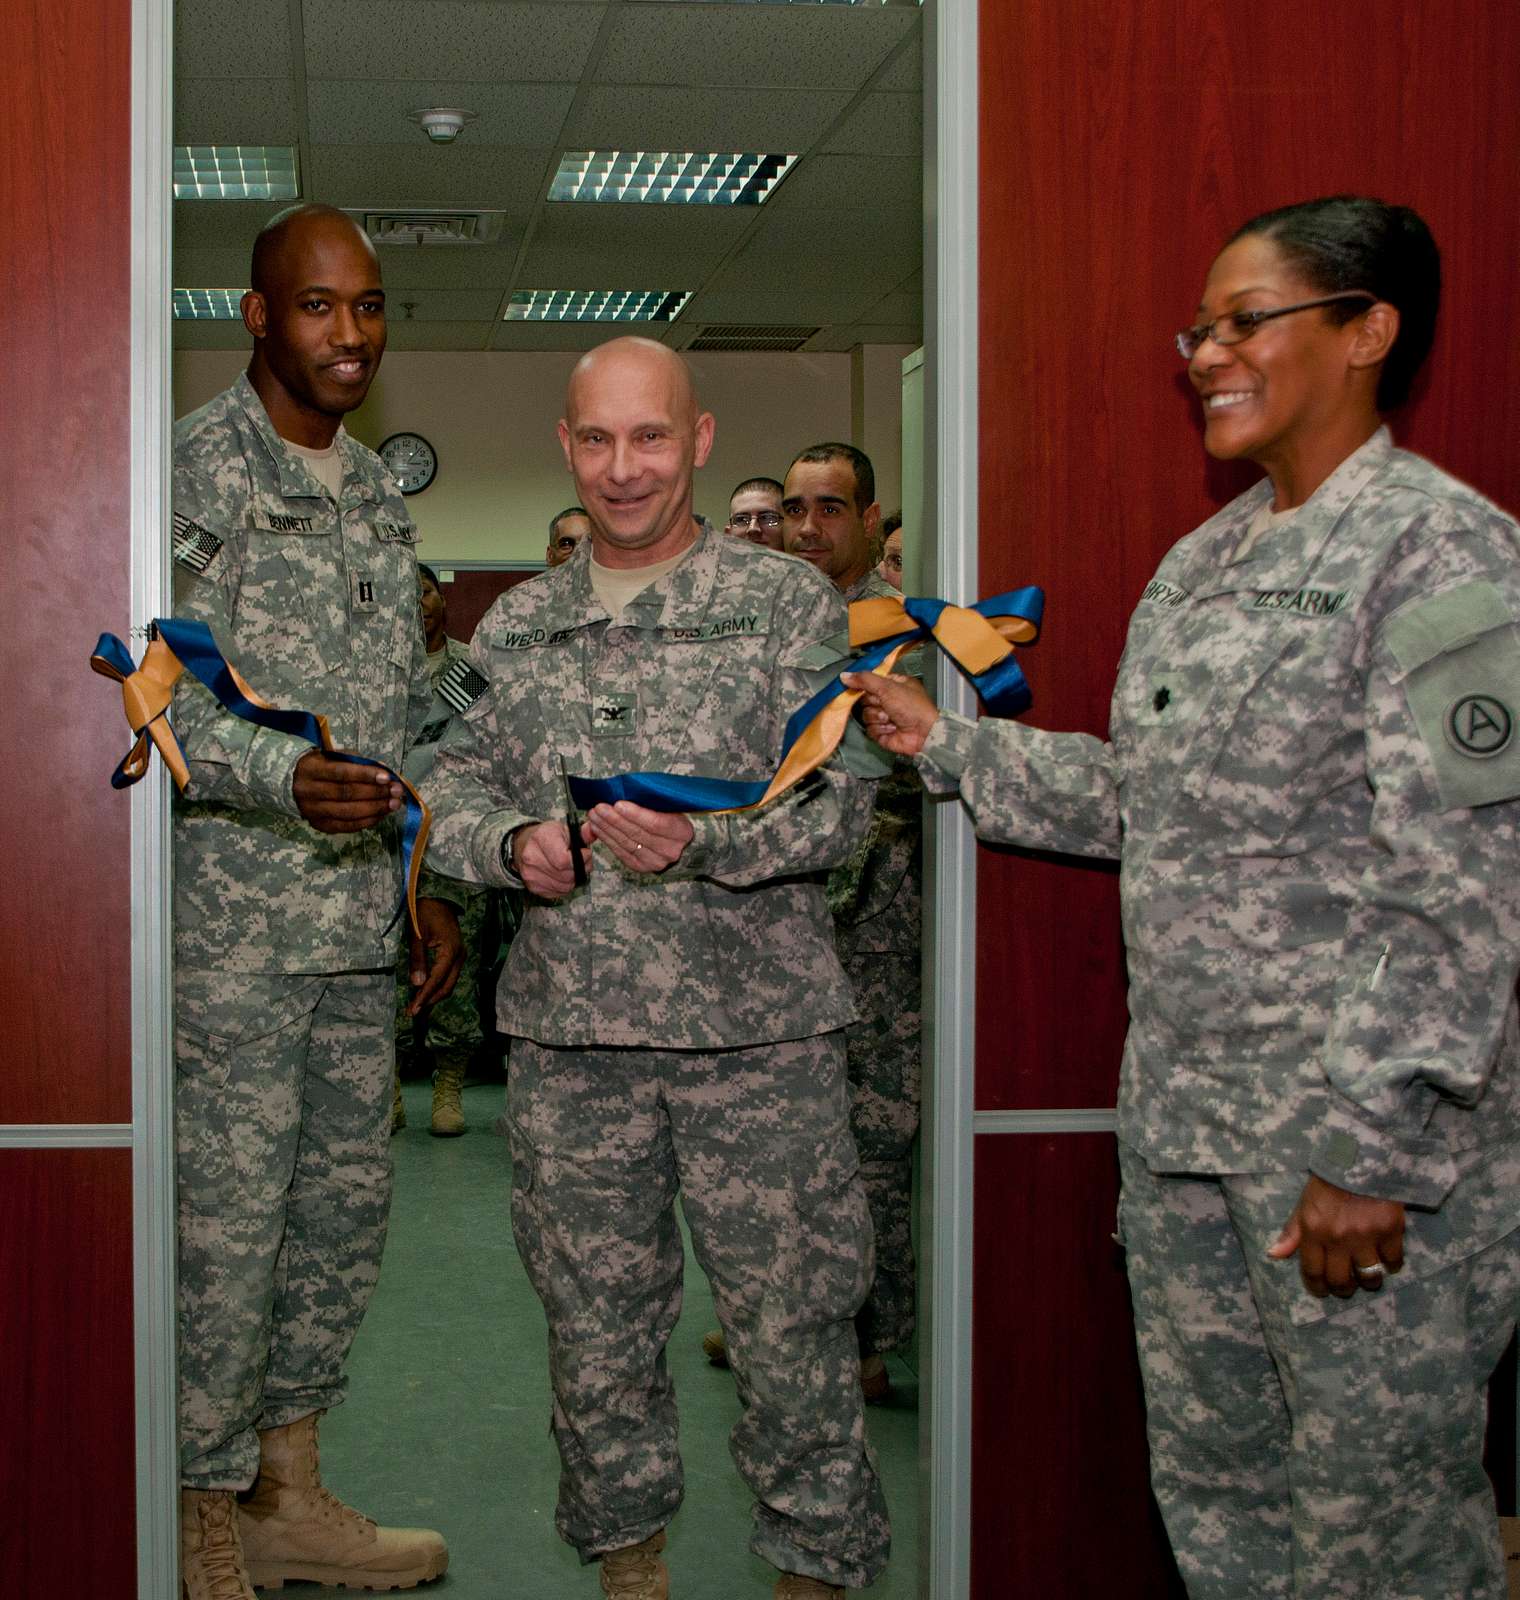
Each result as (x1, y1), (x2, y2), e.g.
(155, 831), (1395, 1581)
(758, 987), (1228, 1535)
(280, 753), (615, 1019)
(350, 209), (508, 246)
(687, 324), (819, 353)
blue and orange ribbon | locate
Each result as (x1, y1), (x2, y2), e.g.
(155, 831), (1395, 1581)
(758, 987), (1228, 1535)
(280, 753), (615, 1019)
(569, 586), (1043, 814)
(90, 618), (430, 937)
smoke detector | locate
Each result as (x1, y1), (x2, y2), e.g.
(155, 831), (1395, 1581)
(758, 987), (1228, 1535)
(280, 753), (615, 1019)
(409, 107), (476, 144)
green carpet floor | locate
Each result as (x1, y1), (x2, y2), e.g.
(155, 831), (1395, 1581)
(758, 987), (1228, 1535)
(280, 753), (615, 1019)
(279, 1081), (920, 1599)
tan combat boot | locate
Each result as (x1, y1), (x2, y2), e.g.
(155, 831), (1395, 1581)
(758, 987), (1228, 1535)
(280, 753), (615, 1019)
(429, 1061), (466, 1137)
(599, 1529), (669, 1599)
(180, 1488), (256, 1600)
(773, 1573), (845, 1599)
(238, 1412), (448, 1591)
(700, 1328), (729, 1367)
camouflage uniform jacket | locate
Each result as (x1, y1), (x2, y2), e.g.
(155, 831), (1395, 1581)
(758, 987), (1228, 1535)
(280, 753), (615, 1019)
(172, 372), (433, 973)
(424, 527), (873, 1049)
(827, 571), (923, 957)
(920, 429), (1520, 1208)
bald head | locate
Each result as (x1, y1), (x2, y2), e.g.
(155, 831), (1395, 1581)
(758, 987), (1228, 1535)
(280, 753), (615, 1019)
(242, 204), (386, 448)
(557, 337), (715, 569)
(250, 204), (376, 297)
(564, 337), (699, 430)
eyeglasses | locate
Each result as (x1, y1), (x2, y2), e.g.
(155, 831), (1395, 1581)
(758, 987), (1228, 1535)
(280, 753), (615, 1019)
(1175, 291), (1375, 360)
(727, 510), (782, 530)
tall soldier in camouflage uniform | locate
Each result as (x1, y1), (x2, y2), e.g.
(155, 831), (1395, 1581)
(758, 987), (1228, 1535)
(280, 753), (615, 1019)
(171, 204), (462, 1600)
(849, 198), (1520, 1599)
(392, 563), (490, 1136)
(783, 443), (922, 1400)
(424, 337), (890, 1600)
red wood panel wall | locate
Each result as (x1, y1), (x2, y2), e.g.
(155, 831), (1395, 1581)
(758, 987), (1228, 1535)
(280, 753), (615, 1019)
(0, 0), (134, 1126)
(973, 2), (1520, 1593)
(0, 2), (138, 1595)
(0, 1150), (137, 1591)
(437, 567), (541, 643)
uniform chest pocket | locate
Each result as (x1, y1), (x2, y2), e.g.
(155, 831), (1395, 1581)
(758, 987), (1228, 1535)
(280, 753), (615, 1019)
(1173, 605), (1365, 837)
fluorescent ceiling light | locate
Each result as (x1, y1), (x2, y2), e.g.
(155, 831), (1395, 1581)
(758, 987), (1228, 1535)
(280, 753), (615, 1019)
(549, 151), (796, 207)
(504, 290), (692, 323)
(173, 289), (247, 321)
(173, 146), (299, 201)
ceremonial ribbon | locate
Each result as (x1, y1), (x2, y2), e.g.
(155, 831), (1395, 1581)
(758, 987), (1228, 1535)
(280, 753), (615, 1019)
(569, 586), (1043, 815)
(90, 618), (430, 938)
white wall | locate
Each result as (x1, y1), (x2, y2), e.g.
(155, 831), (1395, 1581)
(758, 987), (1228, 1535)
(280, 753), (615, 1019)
(173, 346), (914, 565)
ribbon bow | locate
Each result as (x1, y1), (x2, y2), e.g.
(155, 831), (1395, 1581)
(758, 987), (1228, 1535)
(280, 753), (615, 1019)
(568, 586), (1043, 815)
(90, 618), (430, 937)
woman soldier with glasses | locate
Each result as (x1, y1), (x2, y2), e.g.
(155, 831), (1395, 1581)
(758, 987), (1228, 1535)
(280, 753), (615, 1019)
(848, 196), (1520, 1598)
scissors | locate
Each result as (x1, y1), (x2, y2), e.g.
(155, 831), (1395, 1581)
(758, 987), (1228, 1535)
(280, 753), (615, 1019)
(559, 754), (588, 889)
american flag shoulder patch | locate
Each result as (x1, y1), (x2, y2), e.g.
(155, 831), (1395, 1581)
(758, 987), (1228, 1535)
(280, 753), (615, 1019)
(173, 512), (223, 574)
(437, 658), (490, 715)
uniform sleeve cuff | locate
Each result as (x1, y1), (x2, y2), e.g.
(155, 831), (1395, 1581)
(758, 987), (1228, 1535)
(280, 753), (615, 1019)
(914, 711), (975, 794)
(250, 730), (314, 819)
(678, 812), (732, 877)
(1308, 1121), (1458, 1210)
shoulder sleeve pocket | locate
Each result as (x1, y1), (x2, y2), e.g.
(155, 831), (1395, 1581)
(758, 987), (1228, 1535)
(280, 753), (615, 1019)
(1383, 583), (1520, 810)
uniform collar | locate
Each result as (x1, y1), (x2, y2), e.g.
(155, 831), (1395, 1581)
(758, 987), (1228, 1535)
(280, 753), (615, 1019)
(566, 521), (718, 631)
(232, 370), (372, 506)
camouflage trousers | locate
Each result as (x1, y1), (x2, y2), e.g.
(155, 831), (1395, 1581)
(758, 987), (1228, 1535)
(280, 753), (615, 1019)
(1118, 1139), (1520, 1599)
(395, 883), (487, 1071)
(506, 1031), (891, 1588)
(842, 949), (921, 1358)
(175, 967), (394, 1489)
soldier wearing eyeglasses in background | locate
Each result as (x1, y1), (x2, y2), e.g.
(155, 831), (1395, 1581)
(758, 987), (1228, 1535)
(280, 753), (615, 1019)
(724, 475), (786, 550)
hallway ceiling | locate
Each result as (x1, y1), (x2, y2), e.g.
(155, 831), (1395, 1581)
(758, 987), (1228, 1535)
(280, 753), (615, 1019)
(172, 0), (925, 352)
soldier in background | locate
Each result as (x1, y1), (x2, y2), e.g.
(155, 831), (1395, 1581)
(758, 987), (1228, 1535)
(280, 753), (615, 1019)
(171, 203), (461, 1599)
(424, 337), (889, 1600)
(546, 504), (592, 567)
(724, 475), (786, 550)
(782, 444), (922, 1403)
(876, 512), (904, 590)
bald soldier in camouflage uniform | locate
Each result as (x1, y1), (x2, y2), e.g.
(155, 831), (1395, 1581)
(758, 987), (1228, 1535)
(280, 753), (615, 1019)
(172, 204), (459, 1598)
(781, 443), (922, 1393)
(851, 425), (1520, 1597)
(425, 338), (889, 1600)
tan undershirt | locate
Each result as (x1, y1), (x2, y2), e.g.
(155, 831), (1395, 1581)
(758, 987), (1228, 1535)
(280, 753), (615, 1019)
(284, 435), (344, 502)
(590, 546), (692, 620)
(1232, 496), (1300, 564)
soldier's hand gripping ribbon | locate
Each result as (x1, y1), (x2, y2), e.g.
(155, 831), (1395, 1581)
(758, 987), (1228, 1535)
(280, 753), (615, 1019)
(567, 586), (1043, 815)
(89, 617), (431, 938)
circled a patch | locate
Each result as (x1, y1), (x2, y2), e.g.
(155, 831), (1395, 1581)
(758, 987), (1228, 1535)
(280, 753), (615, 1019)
(1445, 693), (1514, 759)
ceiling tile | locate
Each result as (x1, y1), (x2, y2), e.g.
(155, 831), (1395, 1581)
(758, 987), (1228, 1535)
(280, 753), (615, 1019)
(520, 204), (752, 283)
(874, 31), (922, 93)
(491, 321), (646, 352)
(307, 80), (577, 147)
(765, 153), (919, 214)
(174, 0), (290, 79)
(563, 86), (852, 153)
(303, 0), (605, 82)
(383, 320), (496, 351)
(683, 288), (877, 327)
(386, 288), (505, 321)
(837, 322), (922, 345)
(706, 207), (916, 295)
(594, 6), (917, 90)
(818, 92), (921, 157)
(173, 199), (292, 249)
(857, 287), (922, 324)
(307, 144), (553, 209)
(173, 247), (257, 289)
(172, 321), (256, 351)
(367, 243), (525, 290)
(173, 79), (299, 146)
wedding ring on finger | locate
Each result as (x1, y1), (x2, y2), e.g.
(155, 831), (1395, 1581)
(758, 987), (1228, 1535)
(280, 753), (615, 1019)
(1354, 1263), (1385, 1281)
